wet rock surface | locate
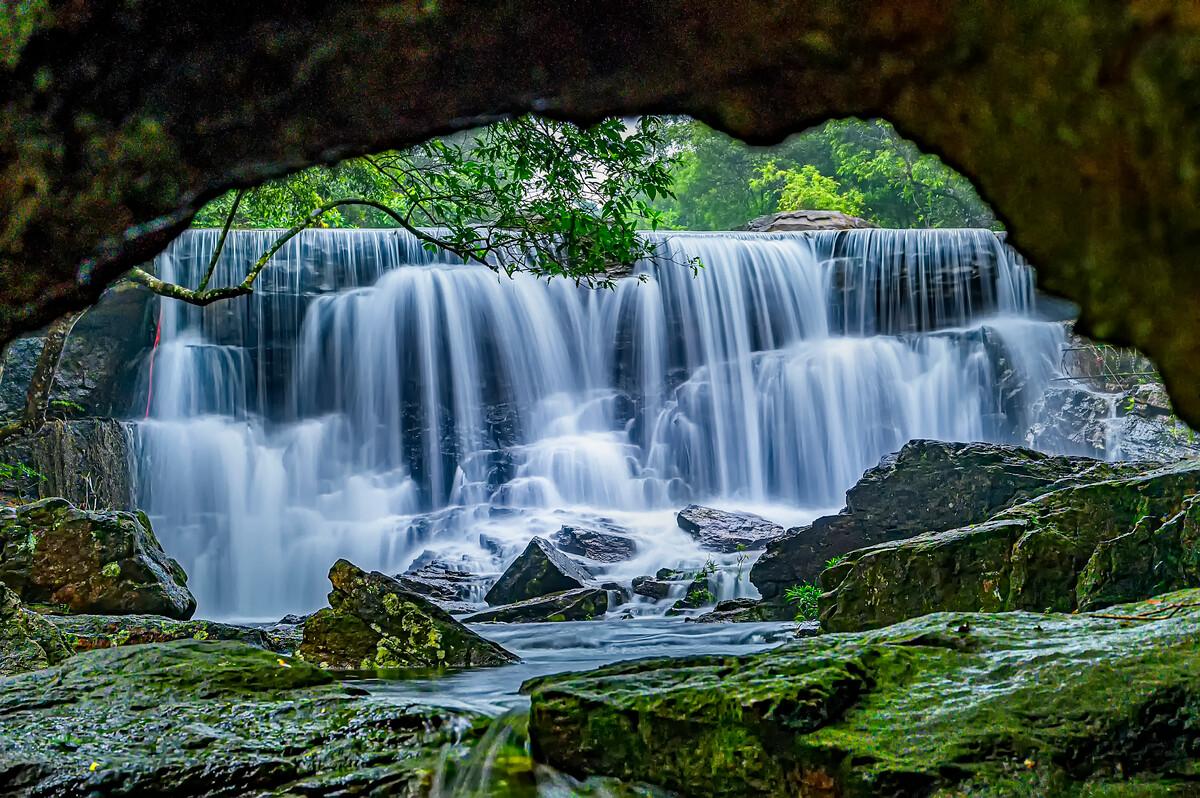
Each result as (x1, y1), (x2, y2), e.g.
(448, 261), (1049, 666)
(0, 639), (479, 797)
(0, 419), (135, 510)
(397, 558), (488, 614)
(751, 439), (1139, 616)
(551, 524), (636, 563)
(0, 581), (71, 677)
(676, 505), (785, 553)
(484, 537), (593, 605)
(743, 209), (875, 232)
(821, 460), (1200, 632)
(465, 588), (609, 623)
(631, 575), (673, 601)
(527, 590), (1200, 797)
(0, 498), (195, 619)
(48, 613), (287, 654)
(688, 598), (767, 623)
(298, 559), (515, 670)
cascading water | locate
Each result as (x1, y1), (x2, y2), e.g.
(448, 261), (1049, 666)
(133, 227), (1068, 619)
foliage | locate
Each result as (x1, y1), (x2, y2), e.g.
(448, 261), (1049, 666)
(191, 116), (688, 289)
(824, 555), (846, 570)
(653, 118), (997, 230)
(784, 583), (822, 621)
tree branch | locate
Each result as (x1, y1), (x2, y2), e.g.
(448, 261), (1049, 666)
(196, 188), (246, 293)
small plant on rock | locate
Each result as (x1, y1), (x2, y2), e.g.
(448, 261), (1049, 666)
(785, 583), (822, 621)
(824, 555), (846, 570)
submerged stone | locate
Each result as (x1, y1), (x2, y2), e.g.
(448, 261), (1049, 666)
(822, 460), (1200, 631)
(465, 588), (609, 623)
(0, 498), (195, 619)
(484, 537), (593, 605)
(0, 639), (479, 796)
(751, 439), (1139, 616)
(526, 590), (1200, 797)
(299, 559), (516, 670)
(0, 581), (71, 676)
(676, 505), (785, 553)
(688, 598), (768, 623)
(48, 613), (287, 654)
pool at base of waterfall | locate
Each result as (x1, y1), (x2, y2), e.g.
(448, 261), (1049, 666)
(363, 618), (795, 715)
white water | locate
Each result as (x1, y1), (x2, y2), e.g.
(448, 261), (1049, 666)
(133, 228), (1069, 618)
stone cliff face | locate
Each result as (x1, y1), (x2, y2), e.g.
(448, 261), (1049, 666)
(3, 3), (1200, 432)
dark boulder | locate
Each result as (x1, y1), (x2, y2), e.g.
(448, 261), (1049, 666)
(665, 574), (715, 615)
(299, 559), (515, 670)
(0, 498), (195, 619)
(484, 537), (592, 606)
(527, 590), (1200, 797)
(631, 575), (673, 601)
(464, 588), (609, 623)
(551, 524), (636, 563)
(751, 440), (1138, 617)
(688, 598), (768, 623)
(676, 505), (785, 553)
(48, 613), (287, 654)
(820, 460), (1200, 632)
(397, 558), (488, 613)
(0, 419), (136, 510)
(0, 581), (72, 676)
(0, 639), (480, 796)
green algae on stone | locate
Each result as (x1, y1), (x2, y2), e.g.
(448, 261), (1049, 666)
(526, 590), (1200, 797)
(0, 579), (71, 676)
(0, 639), (480, 796)
(822, 460), (1200, 631)
(299, 559), (516, 670)
(47, 612), (287, 654)
(0, 497), (195, 619)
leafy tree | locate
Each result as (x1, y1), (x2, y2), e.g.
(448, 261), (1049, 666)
(752, 162), (865, 217)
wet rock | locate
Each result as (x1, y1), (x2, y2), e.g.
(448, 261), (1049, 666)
(551, 524), (636, 563)
(1024, 386), (1112, 457)
(688, 598), (767, 623)
(0, 419), (135, 510)
(821, 461), (1200, 632)
(0, 639), (479, 796)
(1106, 410), (1200, 462)
(527, 590), (1200, 797)
(0, 498), (195, 619)
(464, 588), (609, 623)
(484, 537), (592, 606)
(299, 559), (515, 670)
(665, 574), (715, 615)
(0, 581), (72, 676)
(743, 210), (876, 232)
(397, 558), (488, 612)
(631, 575), (673, 601)
(48, 613), (287, 654)
(751, 439), (1138, 617)
(676, 505), (785, 553)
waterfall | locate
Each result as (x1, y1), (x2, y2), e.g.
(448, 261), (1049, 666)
(132, 227), (1067, 618)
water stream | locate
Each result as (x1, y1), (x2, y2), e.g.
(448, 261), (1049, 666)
(132, 227), (1069, 620)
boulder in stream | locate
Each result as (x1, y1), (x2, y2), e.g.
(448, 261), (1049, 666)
(299, 559), (516, 669)
(751, 439), (1139, 616)
(0, 639), (479, 795)
(676, 505), (785, 553)
(551, 524), (636, 562)
(527, 589), (1200, 796)
(0, 580), (72, 676)
(48, 613), (287, 654)
(820, 460), (1200, 632)
(688, 598), (768, 623)
(0, 497), (195, 619)
(484, 536), (592, 605)
(465, 588), (609, 623)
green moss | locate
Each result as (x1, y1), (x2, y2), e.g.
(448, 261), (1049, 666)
(100, 561), (120, 579)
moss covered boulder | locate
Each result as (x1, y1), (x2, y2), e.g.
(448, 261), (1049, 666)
(48, 613), (287, 654)
(484, 537), (593, 605)
(0, 581), (71, 676)
(751, 440), (1134, 617)
(465, 588), (609, 623)
(527, 591), (1200, 797)
(299, 559), (516, 670)
(0, 639), (480, 796)
(0, 498), (195, 619)
(822, 461), (1200, 632)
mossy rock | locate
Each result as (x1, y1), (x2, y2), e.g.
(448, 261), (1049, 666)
(821, 461), (1200, 631)
(0, 639), (480, 796)
(299, 559), (516, 670)
(526, 590), (1200, 797)
(0, 580), (71, 676)
(484, 537), (592, 606)
(0, 497), (195, 619)
(47, 613), (286, 653)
